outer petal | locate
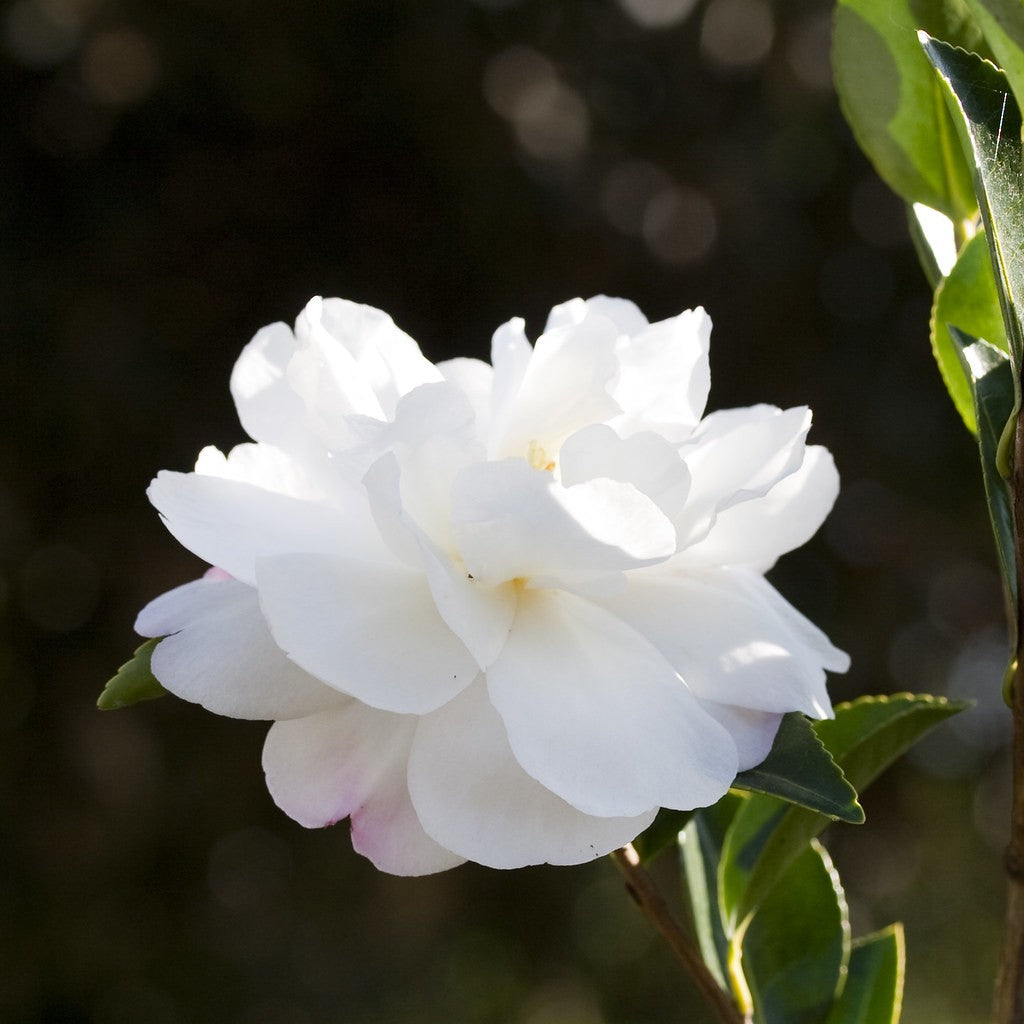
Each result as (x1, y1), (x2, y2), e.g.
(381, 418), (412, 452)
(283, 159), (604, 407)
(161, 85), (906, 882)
(262, 706), (463, 875)
(678, 446), (839, 572)
(676, 405), (811, 547)
(609, 307), (712, 440)
(696, 701), (784, 771)
(148, 471), (364, 585)
(451, 458), (676, 587)
(229, 322), (305, 450)
(256, 553), (477, 714)
(487, 589), (738, 817)
(194, 443), (323, 501)
(136, 577), (341, 719)
(544, 295), (650, 336)
(409, 680), (657, 868)
(293, 297), (441, 422)
(598, 571), (838, 718)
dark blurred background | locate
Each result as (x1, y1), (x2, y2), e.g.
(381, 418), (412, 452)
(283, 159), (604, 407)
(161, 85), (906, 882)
(0, 0), (1010, 1021)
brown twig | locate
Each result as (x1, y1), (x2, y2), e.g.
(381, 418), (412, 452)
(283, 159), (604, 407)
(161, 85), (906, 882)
(611, 843), (747, 1024)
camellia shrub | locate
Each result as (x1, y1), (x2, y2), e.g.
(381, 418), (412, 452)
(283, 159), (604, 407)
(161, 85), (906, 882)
(99, 1), (1024, 1021)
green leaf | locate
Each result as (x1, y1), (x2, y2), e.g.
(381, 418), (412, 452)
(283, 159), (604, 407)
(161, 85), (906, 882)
(825, 924), (906, 1024)
(681, 794), (743, 990)
(718, 796), (787, 934)
(739, 840), (851, 1024)
(923, 36), (1024, 372)
(97, 638), (167, 710)
(833, 0), (979, 219)
(952, 328), (1018, 611)
(736, 695), (967, 920)
(732, 712), (863, 825)
(632, 807), (692, 863)
(931, 229), (1009, 432)
(965, 0), (1024, 109)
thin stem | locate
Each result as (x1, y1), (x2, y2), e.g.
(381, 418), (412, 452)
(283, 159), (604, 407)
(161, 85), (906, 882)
(994, 409), (1024, 1022)
(611, 844), (747, 1024)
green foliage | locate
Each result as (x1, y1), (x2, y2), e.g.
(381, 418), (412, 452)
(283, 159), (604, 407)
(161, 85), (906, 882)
(681, 795), (744, 990)
(825, 925), (906, 1024)
(952, 328), (1018, 612)
(741, 841), (850, 1024)
(931, 229), (1008, 431)
(963, 0), (1024, 110)
(732, 713), (863, 825)
(833, 0), (979, 221)
(635, 713), (860, 866)
(739, 695), (966, 922)
(672, 698), (962, 1022)
(632, 808), (692, 863)
(922, 36), (1024, 374)
(97, 638), (167, 710)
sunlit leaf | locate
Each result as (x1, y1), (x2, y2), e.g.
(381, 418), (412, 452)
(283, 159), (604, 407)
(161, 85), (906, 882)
(825, 924), (906, 1024)
(952, 328), (1018, 613)
(97, 638), (167, 710)
(931, 229), (1008, 431)
(732, 712), (862, 824)
(834, 0), (980, 219)
(923, 36), (1024, 372)
(965, 0), (1024, 107)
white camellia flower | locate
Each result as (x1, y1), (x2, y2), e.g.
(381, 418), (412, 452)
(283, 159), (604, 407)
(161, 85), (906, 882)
(136, 295), (848, 875)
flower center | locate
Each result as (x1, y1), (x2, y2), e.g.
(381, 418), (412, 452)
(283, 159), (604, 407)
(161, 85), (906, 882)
(526, 439), (556, 472)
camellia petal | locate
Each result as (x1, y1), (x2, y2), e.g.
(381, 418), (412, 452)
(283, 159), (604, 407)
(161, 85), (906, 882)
(262, 705), (464, 875)
(610, 307), (712, 440)
(409, 679), (657, 868)
(148, 470), (361, 585)
(599, 571), (836, 717)
(256, 552), (478, 714)
(487, 588), (738, 818)
(137, 576), (342, 720)
(229, 321), (305, 450)
(137, 293), (849, 876)
(451, 458), (676, 587)
(558, 424), (691, 530)
(363, 452), (517, 668)
(678, 445), (840, 572)
(491, 312), (622, 461)
(694, 700), (785, 771)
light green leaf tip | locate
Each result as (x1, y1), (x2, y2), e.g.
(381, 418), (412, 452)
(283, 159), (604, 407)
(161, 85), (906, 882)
(97, 637), (167, 710)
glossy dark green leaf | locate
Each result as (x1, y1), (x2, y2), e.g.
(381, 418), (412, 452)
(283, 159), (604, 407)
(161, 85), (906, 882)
(923, 37), (1024, 371)
(740, 840), (850, 1024)
(965, 0), (1024, 107)
(681, 794), (743, 990)
(931, 229), (1009, 431)
(97, 638), (167, 710)
(825, 924), (906, 1024)
(732, 712), (863, 824)
(737, 695), (967, 920)
(632, 807), (692, 863)
(834, 0), (979, 219)
(951, 328), (1018, 610)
